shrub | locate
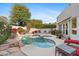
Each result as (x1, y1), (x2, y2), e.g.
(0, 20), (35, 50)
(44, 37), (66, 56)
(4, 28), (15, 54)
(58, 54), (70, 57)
(10, 32), (17, 39)
(51, 30), (56, 35)
(18, 27), (26, 34)
(51, 30), (62, 39)
(55, 30), (62, 36)
(0, 24), (11, 45)
(51, 30), (62, 36)
(11, 28), (17, 33)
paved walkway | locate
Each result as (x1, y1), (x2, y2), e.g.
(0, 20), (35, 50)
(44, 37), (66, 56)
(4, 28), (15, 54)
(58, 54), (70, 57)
(0, 47), (26, 56)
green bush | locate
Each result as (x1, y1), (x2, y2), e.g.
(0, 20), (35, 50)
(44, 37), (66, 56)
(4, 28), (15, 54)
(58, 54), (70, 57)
(0, 24), (11, 45)
(51, 30), (62, 39)
(10, 32), (17, 39)
(55, 30), (62, 36)
(51, 30), (62, 36)
(18, 27), (26, 34)
(51, 30), (56, 35)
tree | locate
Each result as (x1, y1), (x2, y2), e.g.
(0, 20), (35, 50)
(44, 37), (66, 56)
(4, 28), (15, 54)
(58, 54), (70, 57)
(28, 19), (56, 29)
(30, 19), (43, 28)
(10, 4), (31, 26)
(42, 23), (56, 28)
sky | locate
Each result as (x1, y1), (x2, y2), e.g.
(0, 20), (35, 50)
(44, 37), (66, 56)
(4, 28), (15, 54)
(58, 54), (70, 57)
(0, 3), (69, 23)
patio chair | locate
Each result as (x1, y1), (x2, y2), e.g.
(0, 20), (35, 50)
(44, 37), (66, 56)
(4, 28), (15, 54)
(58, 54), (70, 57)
(64, 39), (79, 45)
(75, 48), (79, 56)
(64, 39), (79, 56)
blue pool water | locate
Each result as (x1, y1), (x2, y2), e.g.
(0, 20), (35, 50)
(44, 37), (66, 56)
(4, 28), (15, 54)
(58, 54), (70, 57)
(22, 36), (56, 48)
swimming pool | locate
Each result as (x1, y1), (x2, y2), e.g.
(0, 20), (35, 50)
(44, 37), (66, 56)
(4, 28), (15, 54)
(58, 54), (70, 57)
(22, 36), (56, 48)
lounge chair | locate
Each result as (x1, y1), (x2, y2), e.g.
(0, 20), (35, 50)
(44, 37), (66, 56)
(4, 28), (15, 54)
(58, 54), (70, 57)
(64, 39), (79, 56)
(75, 48), (79, 56)
(64, 39), (79, 45)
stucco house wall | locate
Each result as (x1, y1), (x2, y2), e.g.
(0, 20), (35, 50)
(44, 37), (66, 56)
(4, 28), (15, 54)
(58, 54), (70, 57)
(57, 3), (79, 40)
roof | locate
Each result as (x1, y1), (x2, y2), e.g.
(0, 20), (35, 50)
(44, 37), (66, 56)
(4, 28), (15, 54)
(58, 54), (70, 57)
(57, 3), (79, 23)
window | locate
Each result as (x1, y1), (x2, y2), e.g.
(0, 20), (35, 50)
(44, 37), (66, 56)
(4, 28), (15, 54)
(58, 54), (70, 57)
(72, 17), (77, 34)
(66, 23), (68, 35)
(63, 24), (65, 34)
(59, 24), (62, 33)
(59, 25), (62, 30)
(72, 17), (77, 28)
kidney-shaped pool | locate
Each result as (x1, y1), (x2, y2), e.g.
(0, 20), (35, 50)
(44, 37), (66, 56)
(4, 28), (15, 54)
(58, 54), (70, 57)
(21, 36), (56, 48)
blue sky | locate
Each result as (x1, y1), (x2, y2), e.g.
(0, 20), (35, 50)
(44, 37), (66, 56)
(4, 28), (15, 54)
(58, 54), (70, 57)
(0, 3), (69, 23)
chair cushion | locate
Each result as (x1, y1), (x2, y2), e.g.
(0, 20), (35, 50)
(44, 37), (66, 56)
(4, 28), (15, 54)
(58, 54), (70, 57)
(64, 39), (79, 44)
(75, 48), (79, 56)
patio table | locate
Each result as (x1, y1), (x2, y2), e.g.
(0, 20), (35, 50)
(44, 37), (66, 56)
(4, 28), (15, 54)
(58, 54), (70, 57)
(55, 44), (76, 56)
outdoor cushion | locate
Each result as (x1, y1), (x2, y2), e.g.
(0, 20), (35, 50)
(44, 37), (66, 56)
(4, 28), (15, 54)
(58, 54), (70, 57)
(75, 48), (79, 56)
(64, 39), (79, 44)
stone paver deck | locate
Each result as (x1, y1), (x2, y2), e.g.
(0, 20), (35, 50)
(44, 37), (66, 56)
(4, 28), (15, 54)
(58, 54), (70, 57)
(0, 47), (26, 56)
